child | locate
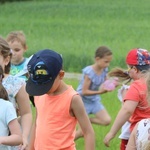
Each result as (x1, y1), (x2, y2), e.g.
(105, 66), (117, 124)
(75, 46), (114, 139)
(6, 31), (29, 81)
(6, 31), (35, 107)
(126, 72), (150, 150)
(104, 48), (150, 148)
(0, 37), (32, 150)
(26, 49), (95, 150)
(0, 65), (22, 149)
(126, 118), (150, 150)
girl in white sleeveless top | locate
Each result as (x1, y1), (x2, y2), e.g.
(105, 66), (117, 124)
(126, 118), (150, 150)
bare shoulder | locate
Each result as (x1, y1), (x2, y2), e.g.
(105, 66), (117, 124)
(71, 94), (82, 103)
(70, 94), (84, 113)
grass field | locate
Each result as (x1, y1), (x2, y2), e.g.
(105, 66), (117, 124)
(1, 0), (150, 72)
(1, 0), (150, 149)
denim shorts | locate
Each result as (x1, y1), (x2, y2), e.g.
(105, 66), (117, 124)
(83, 100), (104, 114)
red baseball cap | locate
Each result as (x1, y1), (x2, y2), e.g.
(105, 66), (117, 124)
(126, 48), (150, 65)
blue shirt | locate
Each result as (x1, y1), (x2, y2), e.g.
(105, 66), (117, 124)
(76, 66), (108, 102)
(10, 58), (29, 81)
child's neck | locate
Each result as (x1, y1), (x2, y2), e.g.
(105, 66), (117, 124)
(48, 81), (68, 96)
(12, 57), (25, 65)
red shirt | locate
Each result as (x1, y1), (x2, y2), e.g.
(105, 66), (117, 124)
(124, 79), (150, 131)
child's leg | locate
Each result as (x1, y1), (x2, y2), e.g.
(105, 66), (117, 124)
(90, 109), (111, 126)
(89, 101), (111, 126)
(120, 139), (128, 150)
(75, 108), (111, 140)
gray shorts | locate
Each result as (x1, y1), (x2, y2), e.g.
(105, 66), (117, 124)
(83, 100), (104, 114)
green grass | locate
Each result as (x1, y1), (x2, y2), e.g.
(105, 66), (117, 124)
(1, 1), (150, 149)
(1, 0), (150, 72)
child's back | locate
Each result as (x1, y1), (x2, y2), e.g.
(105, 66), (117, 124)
(0, 36), (32, 150)
(0, 99), (16, 134)
(0, 65), (22, 149)
(0, 99), (18, 150)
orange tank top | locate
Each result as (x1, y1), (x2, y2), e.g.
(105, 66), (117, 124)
(34, 86), (77, 150)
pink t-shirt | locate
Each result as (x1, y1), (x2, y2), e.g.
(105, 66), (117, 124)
(124, 79), (150, 131)
(34, 86), (77, 150)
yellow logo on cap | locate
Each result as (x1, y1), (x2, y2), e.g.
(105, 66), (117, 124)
(35, 69), (48, 75)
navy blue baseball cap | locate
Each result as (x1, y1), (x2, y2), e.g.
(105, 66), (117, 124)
(26, 49), (63, 96)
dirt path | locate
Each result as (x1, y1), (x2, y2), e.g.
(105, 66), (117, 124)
(64, 72), (82, 80)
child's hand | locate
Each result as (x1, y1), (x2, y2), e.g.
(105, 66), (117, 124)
(19, 137), (28, 150)
(103, 131), (115, 147)
(99, 86), (108, 93)
(99, 84), (114, 93)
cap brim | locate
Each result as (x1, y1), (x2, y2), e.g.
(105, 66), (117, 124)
(26, 77), (54, 96)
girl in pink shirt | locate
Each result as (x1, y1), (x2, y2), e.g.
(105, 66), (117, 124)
(126, 72), (150, 150)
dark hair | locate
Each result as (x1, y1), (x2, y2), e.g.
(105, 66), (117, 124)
(135, 65), (150, 72)
(0, 37), (12, 74)
(0, 65), (9, 100)
(95, 46), (112, 58)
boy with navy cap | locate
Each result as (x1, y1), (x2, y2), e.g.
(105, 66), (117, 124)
(26, 49), (95, 150)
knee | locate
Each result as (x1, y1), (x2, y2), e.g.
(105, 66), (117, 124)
(102, 117), (111, 126)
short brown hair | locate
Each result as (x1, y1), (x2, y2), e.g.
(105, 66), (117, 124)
(95, 46), (112, 58)
(6, 31), (26, 48)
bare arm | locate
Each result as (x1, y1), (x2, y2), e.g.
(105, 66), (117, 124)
(82, 75), (107, 96)
(28, 108), (37, 150)
(0, 119), (22, 146)
(103, 100), (138, 147)
(126, 123), (137, 150)
(16, 84), (32, 149)
(71, 95), (95, 150)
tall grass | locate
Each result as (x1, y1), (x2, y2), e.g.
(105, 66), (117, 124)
(0, 0), (150, 72)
